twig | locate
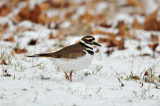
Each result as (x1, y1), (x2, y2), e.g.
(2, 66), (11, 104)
(118, 78), (124, 87)
(110, 66), (124, 87)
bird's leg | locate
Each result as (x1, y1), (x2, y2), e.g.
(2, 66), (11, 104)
(69, 71), (73, 82)
(64, 72), (69, 80)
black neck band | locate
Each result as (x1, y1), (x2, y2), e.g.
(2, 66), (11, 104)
(86, 50), (94, 55)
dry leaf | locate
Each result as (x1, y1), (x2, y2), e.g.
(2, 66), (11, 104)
(1, 59), (7, 65)
(9, 0), (26, 7)
(151, 34), (159, 43)
(49, 0), (70, 8)
(132, 18), (143, 29)
(40, 1), (51, 11)
(106, 49), (114, 56)
(0, 4), (10, 16)
(14, 4), (42, 23)
(14, 48), (27, 54)
(91, 29), (115, 36)
(125, 0), (144, 8)
(148, 42), (159, 58)
(115, 21), (130, 37)
(0, 23), (9, 33)
(12, 50), (15, 56)
(116, 21), (127, 29)
(79, 11), (94, 24)
(107, 36), (117, 48)
(65, 9), (76, 19)
(98, 38), (108, 43)
(49, 32), (55, 39)
(117, 39), (125, 50)
(143, 9), (160, 31)
(148, 43), (159, 51)
(99, 23), (112, 28)
(79, 10), (106, 24)
(4, 36), (14, 42)
(55, 32), (63, 40)
(137, 45), (141, 50)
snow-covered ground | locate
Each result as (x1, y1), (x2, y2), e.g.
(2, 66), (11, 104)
(1, 33), (160, 106)
(0, 0), (160, 106)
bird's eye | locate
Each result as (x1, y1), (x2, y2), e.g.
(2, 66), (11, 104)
(88, 39), (92, 42)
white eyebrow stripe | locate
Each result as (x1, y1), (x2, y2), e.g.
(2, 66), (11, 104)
(86, 38), (94, 40)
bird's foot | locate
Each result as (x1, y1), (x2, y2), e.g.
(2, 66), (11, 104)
(64, 72), (69, 80)
(64, 71), (73, 82)
(69, 71), (73, 82)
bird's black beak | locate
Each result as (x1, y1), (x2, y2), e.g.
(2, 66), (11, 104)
(93, 42), (101, 47)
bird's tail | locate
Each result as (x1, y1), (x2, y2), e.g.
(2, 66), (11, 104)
(27, 53), (51, 57)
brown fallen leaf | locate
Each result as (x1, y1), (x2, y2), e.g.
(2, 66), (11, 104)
(107, 39), (117, 48)
(125, 0), (144, 8)
(137, 45), (141, 50)
(4, 36), (14, 42)
(91, 29), (115, 36)
(115, 21), (130, 37)
(9, 0), (26, 7)
(54, 32), (64, 40)
(79, 10), (106, 24)
(143, 9), (160, 31)
(99, 23), (112, 28)
(49, 0), (71, 8)
(116, 21), (127, 29)
(148, 43), (159, 52)
(151, 34), (159, 43)
(105, 49), (114, 56)
(1, 59), (7, 65)
(98, 38), (108, 43)
(12, 50), (15, 56)
(14, 4), (42, 23)
(117, 39), (125, 50)
(40, 1), (51, 11)
(148, 42), (159, 58)
(65, 9), (76, 19)
(79, 11), (93, 24)
(0, 23), (9, 33)
(132, 18), (143, 29)
(49, 32), (55, 39)
(0, 4), (11, 16)
(14, 48), (27, 54)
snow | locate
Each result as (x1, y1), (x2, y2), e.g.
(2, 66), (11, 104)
(1, 35), (160, 106)
(0, 0), (160, 106)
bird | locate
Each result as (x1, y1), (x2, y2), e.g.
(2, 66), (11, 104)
(28, 35), (101, 81)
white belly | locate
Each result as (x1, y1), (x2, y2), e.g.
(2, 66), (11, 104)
(49, 53), (93, 73)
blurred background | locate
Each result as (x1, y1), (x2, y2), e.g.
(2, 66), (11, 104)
(0, 0), (160, 55)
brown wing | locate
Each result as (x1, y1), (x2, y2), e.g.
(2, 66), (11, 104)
(50, 43), (86, 59)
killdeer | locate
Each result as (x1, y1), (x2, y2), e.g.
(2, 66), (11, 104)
(28, 35), (101, 81)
